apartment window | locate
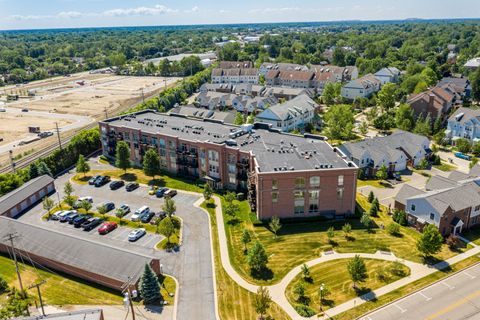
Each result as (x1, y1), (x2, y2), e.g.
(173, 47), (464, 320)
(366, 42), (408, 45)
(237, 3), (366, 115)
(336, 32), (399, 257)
(309, 203), (319, 213)
(271, 192), (279, 203)
(208, 150), (219, 162)
(295, 177), (305, 189)
(168, 141), (175, 150)
(228, 164), (236, 174)
(272, 179), (278, 190)
(309, 190), (319, 200)
(160, 149), (167, 157)
(277, 121), (282, 127)
(411, 204), (416, 212)
(430, 213), (435, 220)
(228, 174), (236, 185)
(159, 138), (166, 148)
(200, 148), (206, 158)
(337, 187), (344, 200)
(310, 176), (320, 188)
(338, 175), (344, 186)
(227, 154), (236, 164)
(209, 164), (219, 174)
(475, 205), (480, 211)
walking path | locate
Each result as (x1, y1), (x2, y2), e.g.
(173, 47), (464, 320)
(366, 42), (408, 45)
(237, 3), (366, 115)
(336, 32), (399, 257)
(201, 196), (480, 320)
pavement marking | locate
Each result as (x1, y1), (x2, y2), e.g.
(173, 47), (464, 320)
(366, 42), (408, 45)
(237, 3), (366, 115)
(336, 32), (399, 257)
(463, 271), (476, 279)
(441, 281), (455, 290)
(425, 290), (480, 320)
(418, 291), (432, 301)
(393, 303), (407, 313)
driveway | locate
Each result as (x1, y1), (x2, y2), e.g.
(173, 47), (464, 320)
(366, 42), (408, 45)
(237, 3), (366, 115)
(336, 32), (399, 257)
(17, 169), (216, 320)
(437, 150), (470, 173)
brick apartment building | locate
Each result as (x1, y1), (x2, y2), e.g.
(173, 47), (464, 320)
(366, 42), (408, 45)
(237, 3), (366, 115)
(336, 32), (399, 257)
(99, 110), (358, 220)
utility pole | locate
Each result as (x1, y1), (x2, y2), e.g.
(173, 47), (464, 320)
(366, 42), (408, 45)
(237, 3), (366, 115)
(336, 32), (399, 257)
(28, 280), (46, 316)
(121, 277), (136, 320)
(4, 233), (24, 292)
(141, 88), (145, 104)
(9, 150), (16, 173)
(55, 122), (62, 150)
(104, 106), (109, 119)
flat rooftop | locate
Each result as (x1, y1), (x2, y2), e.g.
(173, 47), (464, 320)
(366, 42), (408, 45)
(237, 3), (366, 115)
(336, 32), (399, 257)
(102, 110), (353, 173)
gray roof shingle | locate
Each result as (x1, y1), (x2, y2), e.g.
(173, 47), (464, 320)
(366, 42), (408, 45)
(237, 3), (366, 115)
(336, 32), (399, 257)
(0, 175), (54, 213)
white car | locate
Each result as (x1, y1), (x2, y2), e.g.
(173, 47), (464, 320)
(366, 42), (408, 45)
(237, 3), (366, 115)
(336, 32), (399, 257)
(131, 206), (150, 222)
(51, 210), (66, 220)
(128, 228), (146, 242)
(73, 196), (93, 208)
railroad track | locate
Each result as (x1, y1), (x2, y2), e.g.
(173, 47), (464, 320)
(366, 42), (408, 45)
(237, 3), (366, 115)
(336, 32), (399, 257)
(0, 122), (98, 174)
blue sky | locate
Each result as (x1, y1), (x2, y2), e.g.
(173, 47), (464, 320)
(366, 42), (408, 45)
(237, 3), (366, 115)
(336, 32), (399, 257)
(1, 0), (479, 30)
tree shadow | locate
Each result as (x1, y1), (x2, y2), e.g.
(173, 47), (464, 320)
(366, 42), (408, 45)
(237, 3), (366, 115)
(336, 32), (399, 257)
(206, 202), (216, 209)
(423, 255), (444, 266)
(297, 296), (311, 305)
(345, 236), (356, 242)
(149, 178), (167, 187)
(328, 240), (338, 247)
(251, 267), (274, 281)
(227, 218), (241, 226)
(321, 298), (335, 308)
(355, 286), (372, 296)
(120, 173), (138, 181)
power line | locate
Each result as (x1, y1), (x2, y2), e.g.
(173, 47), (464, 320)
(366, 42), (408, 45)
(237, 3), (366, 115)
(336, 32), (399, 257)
(55, 122), (63, 150)
(121, 277), (136, 320)
(28, 280), (46, 317)
(3, 233), (24, 292)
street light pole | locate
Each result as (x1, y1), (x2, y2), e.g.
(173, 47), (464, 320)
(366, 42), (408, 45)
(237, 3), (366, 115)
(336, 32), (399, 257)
(319, 283), (324, 312)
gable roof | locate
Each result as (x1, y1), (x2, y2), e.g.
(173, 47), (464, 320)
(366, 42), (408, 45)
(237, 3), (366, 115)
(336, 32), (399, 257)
(255, 94), (316, 121)
(425, 175), (459, 191)
(218, 61), (253, 69)
(447, 170), (471, 181)
(395, 184), (425, 206)
(343, 74), (381, 90)
(375, 67), (400, 77)
(448, 107), (480, 125)
(0, 175), (53, 213)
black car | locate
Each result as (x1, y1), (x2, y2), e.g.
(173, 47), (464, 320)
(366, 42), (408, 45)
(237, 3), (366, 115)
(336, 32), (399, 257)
(140, 211), (155, 223)
(164, 189), (177, 198)
(155, 187), (169, 198)
(103, 202), (115, 212)
(73, 215), (92, 228)
(60, 211), (78, 223)
(82, 217), (104, 231)
(88, 175), (102, 185)
(109, 180), (125, 190)
(67, 213), (80, 224)
(125, 182), (139, 192)
(94, 175), (111, 187)
(149, 211), (167, 225)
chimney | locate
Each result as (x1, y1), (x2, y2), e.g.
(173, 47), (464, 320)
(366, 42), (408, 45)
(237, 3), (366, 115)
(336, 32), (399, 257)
(428, 94), (435, 106)
(150, 259), (162, 275)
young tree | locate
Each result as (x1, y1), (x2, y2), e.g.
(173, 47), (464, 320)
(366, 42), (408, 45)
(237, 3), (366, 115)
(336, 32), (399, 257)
(234, 112), (244, 125)
(115, 141), (131, 173)
(342, 223), (352, 238)
(376, 164), (388, 181)
(322, 82), (336, 106)
(158, 217), (175, 243)
(247, 241), (269, 273)
(143, 148), (161, 180)
(254, 286), (271, 320)
(455, 138), (471, 154)
(395, 104), (415, 131)
(241, 228), (252, 252)
(76, 154), (90, 177)
(115, 208), (125, 219)
(203, 183), (213, 201)
(361, 212), (372, 231)
(42, 196), (54, 219)
(293, 282), (306, 302)
(97, 204), (107, 215)
(393, 209), (407, 226)
(471, 66), (480, 101)
(0, 275), (8, 293)
(417, 224), (443, 257)
(301, 264), (311, 281)
(387, 222), (400, 236)
(347, 255), (367, 289)
(139, 264), (161, 304)
(64, 181), (74, 198)
(326, 226), (335, 244)
(368, 191), (375, 203)
(247, 114), (255, 124)
(268, 216), (282, 239)
(80, 200), (92, 214)
(371, 198), (380, 214)
(162, 196), (176, 217)
(376, 83), (397, 111)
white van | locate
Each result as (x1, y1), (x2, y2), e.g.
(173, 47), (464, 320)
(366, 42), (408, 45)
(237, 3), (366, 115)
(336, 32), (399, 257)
(131, 206), (150, 221)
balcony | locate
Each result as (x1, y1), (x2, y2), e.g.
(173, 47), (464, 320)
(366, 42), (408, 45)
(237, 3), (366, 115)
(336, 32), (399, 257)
(237, 172), (248, 180)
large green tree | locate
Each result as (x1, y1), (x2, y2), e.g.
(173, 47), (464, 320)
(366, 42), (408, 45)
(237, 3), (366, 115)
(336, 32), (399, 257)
(417, 224), (443, 257)
(143, 148), (161, 180)
(376, 83), (397, 111)
(323, 104), (355, 140)
(115, 141), (131, 173)
(139, 264), (161, 304)
(247, 241), (269, 274)
(347, 255), (367, 288)
(395, 104), (415, 131)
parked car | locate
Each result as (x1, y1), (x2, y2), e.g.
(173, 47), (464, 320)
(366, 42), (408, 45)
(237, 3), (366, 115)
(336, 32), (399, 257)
(51, 210), (66, 221)
(131, 206), (150, 221)
(149, 211), (167, 225)
(392, 172), (401, 181)
(0, 108), (6, 112)
(125, 182), (139, 192)
(148, 186), (158, 195)
(109, 180), (125, 190)
(101, 202), (115, 212)
(128, 228), (146, 242)
(454, 152), (471, 161)
(119, 204), (130, 215)
(73, 215), (92, 228)
(98, 221), (118, 235)
(164, 189), (177, 198)
(88, 175), (102, 185)
(67, 212), (80, 224)
(140, 211), (155, 223)
(82, 217), (104, 231)
(60, 211), (78, 223)
(94, 175), (111, 187)
(155, 187), (169, 198)
(21, 108), (28, 112)
(73, 196), (93, 209)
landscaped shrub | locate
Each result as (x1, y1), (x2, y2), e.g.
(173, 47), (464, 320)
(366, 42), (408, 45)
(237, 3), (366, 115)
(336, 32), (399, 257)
(294, 304), (316, 317)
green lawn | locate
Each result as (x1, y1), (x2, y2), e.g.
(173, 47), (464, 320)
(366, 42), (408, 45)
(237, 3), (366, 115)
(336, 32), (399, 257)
(433, 162), (457, 172)
(200, 201), (290, 320)
(158, 274), (176, 306)
(285, 259), (410, 314)
(334, 255), (480, 319)
(155, 216), (182, 250)
(357, 179), (391, 189)
(0, 254), (122, 306)
(222, 194), (466, 286)
(462, 227), (480, 245)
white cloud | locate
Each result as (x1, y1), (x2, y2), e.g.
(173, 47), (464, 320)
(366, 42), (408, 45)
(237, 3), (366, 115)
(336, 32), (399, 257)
(249, 7), (300, 14)
(103, 5), (177, 17)
(191, 6), (200, 13)
(57, 11), (83, 19)
(11, 14), (52, 20)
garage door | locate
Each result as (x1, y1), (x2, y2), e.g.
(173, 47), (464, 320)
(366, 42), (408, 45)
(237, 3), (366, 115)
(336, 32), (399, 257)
(39, 189), (46, 198)
(30, 194), (37, 203)
(9, 207), (18, 217)
(47, 184), (54, 193)
(20, 201), (28, 211)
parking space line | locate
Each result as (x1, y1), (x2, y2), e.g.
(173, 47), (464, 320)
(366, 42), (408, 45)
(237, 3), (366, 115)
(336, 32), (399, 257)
(463, 271), (476, 279)
(393, 304), (407, 313)
(441, 281), (455, 290)
(418, 291), (432, 301)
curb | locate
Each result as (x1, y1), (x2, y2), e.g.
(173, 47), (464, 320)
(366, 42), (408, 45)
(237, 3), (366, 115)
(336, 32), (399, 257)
(356, 259), (480, 319)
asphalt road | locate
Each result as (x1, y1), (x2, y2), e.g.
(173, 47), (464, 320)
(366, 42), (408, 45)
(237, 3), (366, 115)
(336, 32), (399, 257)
(19, 170), (216, 320)
(360, 262), (480, 320)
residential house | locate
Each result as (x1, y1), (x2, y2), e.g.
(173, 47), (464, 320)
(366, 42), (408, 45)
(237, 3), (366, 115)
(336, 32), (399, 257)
(255, 94), (317, 132)
(218, 61), (253, 69)
(199, 83), (233, 93)
(341, 74), (382, 100)
(265, 70), (315, 88)
(232, 96), (278, 113)
(406, 86), (454, 120)
(263, 87), (314, 101)
(374, 67), (401, 85)
(446, 107), (480, 143)
(395, 180), (480, 236)
(437, 77), (471, 100)
(233, 83), (266, 96)
(464, 57), (480, 70)
(339, 130), (431, 176)
(310, 65), (359, 83)
(195, 91), (234, 109)
(211, 68), (259, 84)
(259, 63), (308, 76)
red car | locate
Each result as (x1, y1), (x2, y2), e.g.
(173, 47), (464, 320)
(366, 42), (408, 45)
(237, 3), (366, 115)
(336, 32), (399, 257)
(98, 221), (118, 235)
